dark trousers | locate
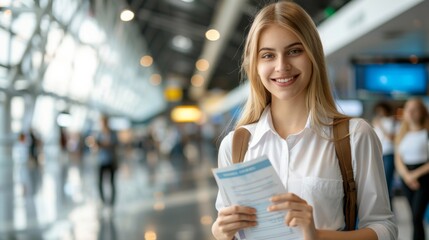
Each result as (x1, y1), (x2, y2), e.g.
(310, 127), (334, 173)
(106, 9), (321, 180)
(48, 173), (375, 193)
(98, 164), (116, 206)
(383, 154), (395, 201)
(401, 163), (429, 240)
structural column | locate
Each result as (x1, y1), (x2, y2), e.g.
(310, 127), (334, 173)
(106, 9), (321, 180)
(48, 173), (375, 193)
(0, 94), (14, 235)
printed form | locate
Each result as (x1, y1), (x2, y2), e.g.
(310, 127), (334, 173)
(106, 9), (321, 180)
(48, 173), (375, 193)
(213, 157), (302, 240)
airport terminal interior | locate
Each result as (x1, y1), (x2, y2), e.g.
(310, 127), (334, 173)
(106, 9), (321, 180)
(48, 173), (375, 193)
(1, 0), (429, 239)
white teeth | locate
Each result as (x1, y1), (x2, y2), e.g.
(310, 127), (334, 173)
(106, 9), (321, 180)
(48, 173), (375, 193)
(275, 77), (294, 83)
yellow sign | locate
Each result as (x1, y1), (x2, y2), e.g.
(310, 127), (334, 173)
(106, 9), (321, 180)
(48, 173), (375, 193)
(164, 87), (183, 102)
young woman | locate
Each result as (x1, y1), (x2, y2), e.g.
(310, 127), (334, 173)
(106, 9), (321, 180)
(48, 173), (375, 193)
(395, 98), (429, 240)
(212, 2), (397, 240)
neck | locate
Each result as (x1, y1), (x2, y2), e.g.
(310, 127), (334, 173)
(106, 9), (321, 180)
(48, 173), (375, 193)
(409, 122), (424, 131)
(270, 96), (309, 139)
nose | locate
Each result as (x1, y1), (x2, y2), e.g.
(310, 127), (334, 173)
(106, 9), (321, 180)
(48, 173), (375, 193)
(275, 56), (291, 72)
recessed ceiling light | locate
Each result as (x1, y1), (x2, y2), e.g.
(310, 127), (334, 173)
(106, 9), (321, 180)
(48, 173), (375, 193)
(150, 74), (162, 86)
(140, 55), (153, 67)
(191, 74), (204, 87)
(205, 29), (220, 41)
(196, 59), (210, 72)
(120, 9), (134, 22)
(181, 0), (194, 2)
(171, 35), (193, 52)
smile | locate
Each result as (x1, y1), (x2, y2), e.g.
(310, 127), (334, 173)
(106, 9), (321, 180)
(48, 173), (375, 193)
(275, 77), (294, 83)
(271, 74), (299, 84)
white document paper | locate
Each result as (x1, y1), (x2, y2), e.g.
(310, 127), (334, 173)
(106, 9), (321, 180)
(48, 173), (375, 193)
(213, 157), (302, 240)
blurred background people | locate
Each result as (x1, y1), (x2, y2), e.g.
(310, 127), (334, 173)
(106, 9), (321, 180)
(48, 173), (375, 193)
(395, 98), (429, 240)
(372, 101), (397, 202)
(29, 129), (41, 166)
(95, 115), (119, 208)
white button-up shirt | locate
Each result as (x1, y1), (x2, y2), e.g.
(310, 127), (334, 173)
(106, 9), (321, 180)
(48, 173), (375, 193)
(215, 107), (398, 240)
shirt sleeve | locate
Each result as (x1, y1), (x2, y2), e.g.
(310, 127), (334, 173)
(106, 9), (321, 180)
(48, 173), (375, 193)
(350, 119), (398, 240)
(215, 131), (234, 211)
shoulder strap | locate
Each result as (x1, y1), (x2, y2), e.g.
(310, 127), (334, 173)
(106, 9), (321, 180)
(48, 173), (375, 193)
(232, 128), (251, 164)
(333, 118), (357, 231)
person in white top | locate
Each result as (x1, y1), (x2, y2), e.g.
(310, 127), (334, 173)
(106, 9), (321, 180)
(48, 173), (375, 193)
(211, 2), (397, 240)
(372, 102), (397, 202)
(395, 98), (429, 240)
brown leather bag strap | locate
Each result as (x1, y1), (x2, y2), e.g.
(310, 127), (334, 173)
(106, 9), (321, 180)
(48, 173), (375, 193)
(333, 118), (357, 231)
(232, 128), (251, 164)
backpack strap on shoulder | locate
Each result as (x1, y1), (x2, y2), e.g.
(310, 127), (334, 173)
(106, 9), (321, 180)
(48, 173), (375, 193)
(333, 118), (357, 231)
(232, 127), (251, 164)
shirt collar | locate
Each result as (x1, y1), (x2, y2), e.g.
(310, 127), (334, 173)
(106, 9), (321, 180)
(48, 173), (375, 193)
(248, 105), (312, 149)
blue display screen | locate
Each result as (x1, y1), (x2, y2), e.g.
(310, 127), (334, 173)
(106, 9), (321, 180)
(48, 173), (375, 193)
(356, 63), (428, 95)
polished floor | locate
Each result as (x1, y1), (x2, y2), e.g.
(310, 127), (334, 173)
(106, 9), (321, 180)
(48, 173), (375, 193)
(2, 142), (429, 240)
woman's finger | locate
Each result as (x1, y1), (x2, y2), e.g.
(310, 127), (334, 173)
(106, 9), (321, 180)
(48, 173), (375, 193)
(218, 213), (257, 225)
(216, 206), (258, 235)
(284, 209), (313, 226)
(218, 220), (257, 234)
(219, 205), (257, 216)
(267, 200), (310, 212)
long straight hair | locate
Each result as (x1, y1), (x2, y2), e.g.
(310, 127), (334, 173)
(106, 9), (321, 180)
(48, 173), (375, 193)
(236, 1), (347, 134)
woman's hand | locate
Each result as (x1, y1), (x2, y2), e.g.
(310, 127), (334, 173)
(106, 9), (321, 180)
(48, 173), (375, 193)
(404, 171), (420, 190)
(212, 205), (257, 240)
(268, 193), (317, 240)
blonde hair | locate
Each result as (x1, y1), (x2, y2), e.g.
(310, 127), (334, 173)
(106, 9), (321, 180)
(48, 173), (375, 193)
(395, 98), (429, 146)
(236, 1), (346, 133)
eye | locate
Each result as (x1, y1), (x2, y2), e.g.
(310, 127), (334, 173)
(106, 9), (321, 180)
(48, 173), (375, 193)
(261, 52), (275, 59)
(288, 48), (303, 56)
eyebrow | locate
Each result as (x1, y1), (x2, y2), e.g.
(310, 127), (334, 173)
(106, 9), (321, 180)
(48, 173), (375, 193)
(258, 42), (303, 53)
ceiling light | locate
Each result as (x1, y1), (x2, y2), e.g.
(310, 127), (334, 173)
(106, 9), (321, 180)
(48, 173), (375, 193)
(150, 74), (162, 86)
(120, 9), (134, 22)
(196, 59), (209, 72)
(181, 0), (194, 2)
(191, 74), (204, 87)
(144, 230), (157, 240)
(205, 29), (220, 41)
(140, 55), (153, 67)
(171, 105), (203, 123)
(171, 35), (193, 52)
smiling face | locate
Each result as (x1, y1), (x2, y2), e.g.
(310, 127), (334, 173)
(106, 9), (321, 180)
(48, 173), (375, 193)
(256, 24), (312, 104)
